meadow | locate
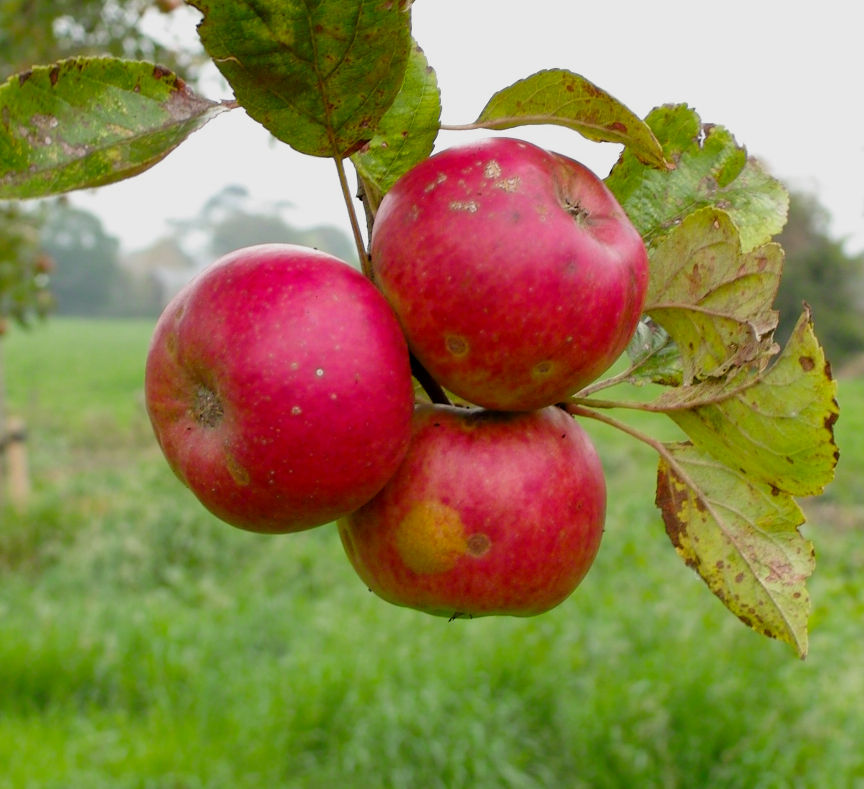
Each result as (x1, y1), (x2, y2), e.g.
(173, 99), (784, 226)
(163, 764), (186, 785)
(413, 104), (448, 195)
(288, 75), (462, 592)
(1, 318), (862, 788)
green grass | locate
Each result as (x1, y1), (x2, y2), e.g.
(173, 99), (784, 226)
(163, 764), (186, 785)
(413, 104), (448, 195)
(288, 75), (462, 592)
(1, 318), (863, 788)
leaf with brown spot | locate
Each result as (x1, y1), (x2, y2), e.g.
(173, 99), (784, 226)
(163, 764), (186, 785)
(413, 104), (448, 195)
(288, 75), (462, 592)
(0, 57), (227, 199)
(656, 441), (813, 658)
(472, 69), (667, 169)
(654, 308), (839, 497)
(644, 207), (782, 383)
(645, 207), (783, 320)
(606, 104), (789, 252)
(190, 0), (412, 158)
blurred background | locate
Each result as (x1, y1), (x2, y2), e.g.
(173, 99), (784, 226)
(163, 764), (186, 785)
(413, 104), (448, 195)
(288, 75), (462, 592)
(1, 2), (862, 787)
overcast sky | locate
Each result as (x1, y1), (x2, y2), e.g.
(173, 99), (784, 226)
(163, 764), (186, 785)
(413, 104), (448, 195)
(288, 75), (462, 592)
(71, 1), (864, 257)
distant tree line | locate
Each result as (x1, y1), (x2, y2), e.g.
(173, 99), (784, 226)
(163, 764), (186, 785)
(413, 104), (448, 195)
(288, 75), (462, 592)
(38, 188), (358, 318)
(775, 192), (864, 367)
(38, 200), (162, 318)
(169, 184), (358, 268)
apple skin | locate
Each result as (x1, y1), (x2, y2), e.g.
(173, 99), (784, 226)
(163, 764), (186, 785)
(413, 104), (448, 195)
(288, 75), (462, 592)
(144, 243), (415, 534)
(370, 137), (649, 411)
(338, 403), (606, 617)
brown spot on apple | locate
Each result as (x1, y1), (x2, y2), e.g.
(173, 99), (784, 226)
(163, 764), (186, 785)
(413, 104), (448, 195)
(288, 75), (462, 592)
(532, 360), (555, 379)
(445, 334), (469, 357)
(164, 331), (178, 356)
(560, 195), (590, 225)
(395, 500), (467, 574)
(424, 173), (447, 192)
(224, 451), (251, 486)
(466, 532), (491, 557)
(483, 160), (502, 179)
(193, 385), (223, 428)
(494, 176), (521, 192)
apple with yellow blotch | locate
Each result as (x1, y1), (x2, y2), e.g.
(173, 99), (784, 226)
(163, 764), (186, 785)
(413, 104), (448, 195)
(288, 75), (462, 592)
(339, 402), (606, 617)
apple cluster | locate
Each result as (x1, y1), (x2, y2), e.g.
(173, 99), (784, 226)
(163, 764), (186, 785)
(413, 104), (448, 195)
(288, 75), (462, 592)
(145, 137), (649, 619)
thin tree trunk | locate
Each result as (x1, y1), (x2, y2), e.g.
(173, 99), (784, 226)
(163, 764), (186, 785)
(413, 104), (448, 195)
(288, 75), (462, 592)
(0, 337), (6, 507)
(0, 339), (31, 510)
(5, 416), (29, 509)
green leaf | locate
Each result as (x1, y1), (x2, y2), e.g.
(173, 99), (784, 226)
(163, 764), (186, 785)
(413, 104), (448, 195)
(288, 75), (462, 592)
(0, 58), (226, 199)
(351, 41), (441, 211)
(190, 0), (412, 158)
(655, 308), (839, 497)
(473, 69), (667, 169)
(605, 104), (789, 252)
(645, 207), (782, 382)
(656, 441), (814, 658)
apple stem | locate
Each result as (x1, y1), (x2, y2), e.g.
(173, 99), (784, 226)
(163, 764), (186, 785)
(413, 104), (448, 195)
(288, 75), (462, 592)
(333, 156), (373, 278)
(411, 354), (452, 406)
(568, 403), (728, 553)
(567, 402), (660, 441)
(569, 395), (662, 412)
(333, 157), (451, 407)
(567, 404), (710, 514)
(355, 178), (378, 242)
(566, 403), (688, 475)
(576, 361), (656, 398)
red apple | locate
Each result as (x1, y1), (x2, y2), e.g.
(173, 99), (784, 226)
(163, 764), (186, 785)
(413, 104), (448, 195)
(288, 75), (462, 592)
(145, 243), (415, 534)
(370, 136), (649, 411)
(339, 403), (606, 617)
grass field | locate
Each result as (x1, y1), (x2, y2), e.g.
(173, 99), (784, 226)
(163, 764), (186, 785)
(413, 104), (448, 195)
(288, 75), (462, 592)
(1, 318), (862, 788)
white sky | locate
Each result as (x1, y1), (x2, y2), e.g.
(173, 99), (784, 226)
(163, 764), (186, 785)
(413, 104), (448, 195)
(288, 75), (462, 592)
(70, 1), (864, 257)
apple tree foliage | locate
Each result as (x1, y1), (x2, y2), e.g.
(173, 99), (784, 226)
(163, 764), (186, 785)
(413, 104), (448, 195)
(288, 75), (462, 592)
(0, 0), (838, 657)
(0, 203), (52, 330)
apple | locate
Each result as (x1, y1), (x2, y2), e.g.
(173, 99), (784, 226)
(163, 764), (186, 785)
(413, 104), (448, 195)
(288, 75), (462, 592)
(338, 403), (606, 617)
(370, 136), (649, 411)
(145, 243), (415, 534)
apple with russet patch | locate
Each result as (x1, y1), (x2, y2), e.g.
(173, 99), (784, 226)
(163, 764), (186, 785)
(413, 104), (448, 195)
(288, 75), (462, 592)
(370, 136), (649, 411)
